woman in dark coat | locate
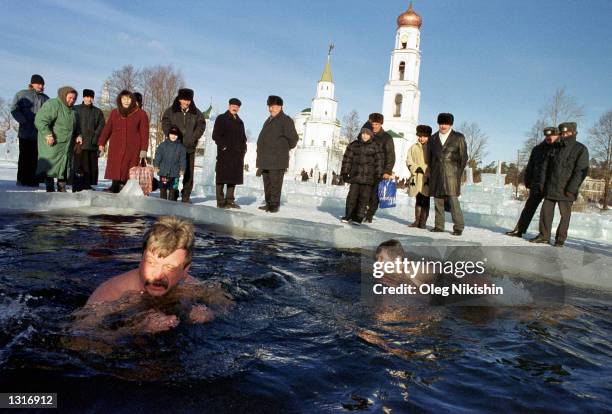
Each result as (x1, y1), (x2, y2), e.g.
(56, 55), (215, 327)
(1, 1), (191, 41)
(98, 90), (149, 193)
(212, 98), (247, 208)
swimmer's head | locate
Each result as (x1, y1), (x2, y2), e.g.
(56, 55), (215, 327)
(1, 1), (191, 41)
(140, 216), (195, 296)
(376, 239), (405, 263)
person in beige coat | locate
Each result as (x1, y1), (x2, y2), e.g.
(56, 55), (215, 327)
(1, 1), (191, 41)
(406, 125), (432, 228)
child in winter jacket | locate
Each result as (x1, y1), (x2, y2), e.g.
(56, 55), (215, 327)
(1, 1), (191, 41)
(340, 127), (384, 224)
(154, 125), (187, 201)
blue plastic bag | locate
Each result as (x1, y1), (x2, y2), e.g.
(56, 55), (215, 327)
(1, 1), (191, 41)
(377, 179), (397, 208)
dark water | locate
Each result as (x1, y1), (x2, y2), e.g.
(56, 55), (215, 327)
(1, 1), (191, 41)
(0, 213), (610, 413)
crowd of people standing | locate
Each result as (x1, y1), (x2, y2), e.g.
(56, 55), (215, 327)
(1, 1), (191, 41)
(10, 73), (589, 245)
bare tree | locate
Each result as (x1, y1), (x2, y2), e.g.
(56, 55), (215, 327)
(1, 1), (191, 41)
(522, 118), (547, 154)
(539, 87), (584, 127)
(144, 65), (185, 154)
(588, 110), (612, 209)
(341, 110), (360, 142)
(522, 88), (584, 155)
(459, 121), (488, 168)
(104, 64), (143, 105)
(0, 97), (17, 143)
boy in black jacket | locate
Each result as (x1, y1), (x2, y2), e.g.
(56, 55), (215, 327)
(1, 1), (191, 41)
(340, 128), (384, 224)
(154, 126), (187, 201)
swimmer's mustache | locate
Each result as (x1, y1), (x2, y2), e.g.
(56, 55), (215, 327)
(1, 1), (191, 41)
(145, 278), (169, 289)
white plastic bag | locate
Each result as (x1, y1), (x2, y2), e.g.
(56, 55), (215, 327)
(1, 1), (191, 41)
(119, 179), (145, 197)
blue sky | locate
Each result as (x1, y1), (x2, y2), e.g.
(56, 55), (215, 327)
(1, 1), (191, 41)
(1, 0), (610, 164)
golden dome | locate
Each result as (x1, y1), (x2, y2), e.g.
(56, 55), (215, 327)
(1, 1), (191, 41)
(397, 2), (422, 29)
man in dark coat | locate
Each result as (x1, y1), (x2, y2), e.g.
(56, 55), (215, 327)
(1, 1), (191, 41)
(428, 113), (468, 236)
(161, 88), (207, 203)
(212, 98), (247, 209)
(531, 122), (589, 247)
(11, 74), (49, 187)
(73, 89), (105, 190)
(363, 113), (395, 223)
(506, 127), (559, 237)
(255, 95), (299, 213)
(340, 127), (384, 224)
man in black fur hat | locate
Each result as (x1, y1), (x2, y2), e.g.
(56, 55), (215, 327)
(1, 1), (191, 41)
(255, 95), (299, 212)
(74, 89), (105, 190)
(364, 112), (395, 223)
(162, 88), (207, 203)
(428, 113), (467, 236)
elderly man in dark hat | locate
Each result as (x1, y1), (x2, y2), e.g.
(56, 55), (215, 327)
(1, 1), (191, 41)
(428, 113), (468, 236)
(73, 89), (105, 191)
(10, 74), (50, 187)
(363, 112), (395, 223)
(212, 98), (247, 209)
(506, 127), (559, 238)
(255, 95), (299, 213)
(531, 122), (589, 247)
(162, 88), (207, 203)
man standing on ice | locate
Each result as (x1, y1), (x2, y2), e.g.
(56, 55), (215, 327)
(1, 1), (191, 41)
(364, 113), (395, 223)
(506, 127), (559, 238)
(74, 89), (105, 190)
(255, 95), (299, 213)
(531, 122), (589, 247)
(161, 88), (207, 203)
(428, 113), (467, 236)
(11, 74), (49, 187)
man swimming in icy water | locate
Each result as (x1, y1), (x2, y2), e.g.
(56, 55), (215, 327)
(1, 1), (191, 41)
(78, 216), (231, 335)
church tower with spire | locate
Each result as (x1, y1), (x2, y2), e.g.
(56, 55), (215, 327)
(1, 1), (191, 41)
(290, 45), (343, 180)
(381, 2), (423, 178)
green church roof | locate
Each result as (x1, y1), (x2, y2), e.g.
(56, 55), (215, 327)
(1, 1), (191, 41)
(302, 108), (311, 113)
(386, 129), (405, 138)
(202, 104), (213, 119)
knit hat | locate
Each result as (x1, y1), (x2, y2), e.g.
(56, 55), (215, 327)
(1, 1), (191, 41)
(416, 125), (433, 137)
(229, 98), (242, 106)
(267, 95), (283, 106)
(437, 113), (454, 125)
(369, 113), (384, 124)
(177, 88), (194, 101)
(360, 127), (374, 137)
(168, 125), (183, 140)
(30, 74), (45, 85)
(82, 89), (95, 98)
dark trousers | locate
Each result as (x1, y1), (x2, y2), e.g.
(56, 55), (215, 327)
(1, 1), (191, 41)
(181, 152), (196, 200)
(74, 149), (99, 187)
(434, 196), (464, 232)
(216, 184), (236, 203)
(262, 169), (284, 207)
(415, 193), (431, 226)
(366, 180), (380, 219)
(514, 189), (544, 233)
(346, 183), (373, 220)
(17, 139), (39, 186)
(539, 199), (573, 243)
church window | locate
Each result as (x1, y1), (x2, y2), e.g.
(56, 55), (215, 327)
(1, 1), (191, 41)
(401, 41), (407, 49)
(394, 94), (403, 117)
(311, 140), (314, 146)
(323, 140), (326, 147)
(399, 62), (405, 81)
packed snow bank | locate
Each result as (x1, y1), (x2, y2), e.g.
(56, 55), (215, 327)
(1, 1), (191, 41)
(0, 190), (610, 292)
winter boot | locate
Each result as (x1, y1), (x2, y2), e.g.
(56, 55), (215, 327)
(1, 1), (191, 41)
(419, 206), (429, 229)
(57, 181), (66, 192)
(410, 206), (422, 227)
(160, 188), (168, 200)
(45, 178), (55, 192)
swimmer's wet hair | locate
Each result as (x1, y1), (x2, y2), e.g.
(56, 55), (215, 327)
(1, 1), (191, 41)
(142, 216), (195, 267)
(376, 239), (405, 260)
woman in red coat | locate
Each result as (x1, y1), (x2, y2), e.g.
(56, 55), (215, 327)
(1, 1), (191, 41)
(98, 90), (149, 193)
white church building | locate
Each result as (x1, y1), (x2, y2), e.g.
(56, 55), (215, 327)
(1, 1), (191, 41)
(289, 49), (345, 181)
(381, 2), (423, 179)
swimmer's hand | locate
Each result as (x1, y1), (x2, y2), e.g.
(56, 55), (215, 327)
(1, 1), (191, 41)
(189, 304), (215, 324)
(140, 310), (179, 333)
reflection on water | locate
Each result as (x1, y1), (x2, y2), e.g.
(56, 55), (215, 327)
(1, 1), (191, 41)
(0, 213), (610, 413)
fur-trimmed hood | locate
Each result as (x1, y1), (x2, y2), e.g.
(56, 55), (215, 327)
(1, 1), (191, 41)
(57, 86), (77, 107)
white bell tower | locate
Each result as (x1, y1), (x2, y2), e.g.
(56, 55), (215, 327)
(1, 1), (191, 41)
(381, 2), (422, 178)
